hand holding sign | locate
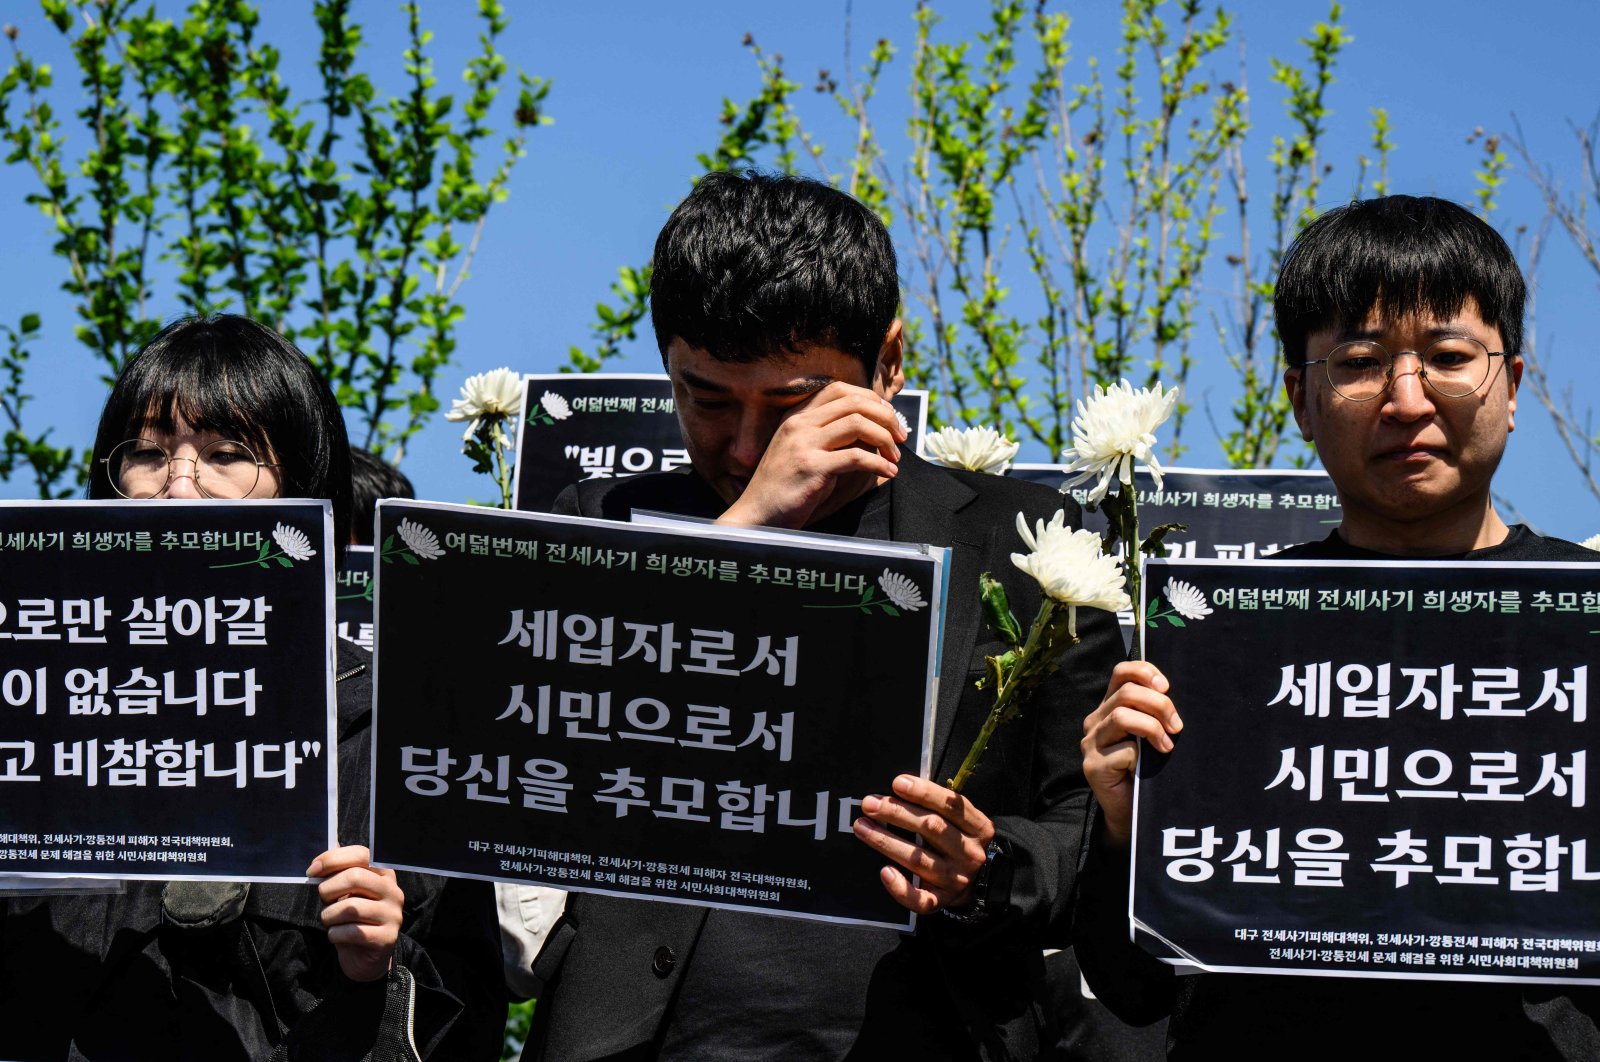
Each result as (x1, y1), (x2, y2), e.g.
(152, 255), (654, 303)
(1081, 661), (1181, 848)
(310, 844), (406, 982)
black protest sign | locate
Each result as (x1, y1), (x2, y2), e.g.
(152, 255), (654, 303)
(513, 373), (931, 513)
(1008, 466), (1342, 638)
(336, 546), (375, 653)
(0, 501), (336, 881)
(1008, 466), (1342, 560)
(1134, 559), (1600, 984)
(371, 499), (943, 929)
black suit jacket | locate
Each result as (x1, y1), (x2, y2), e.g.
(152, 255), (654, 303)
(529, 452), (1123, 1061)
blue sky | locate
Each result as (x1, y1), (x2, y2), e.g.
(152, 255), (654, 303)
(3, 1), (1599, 538)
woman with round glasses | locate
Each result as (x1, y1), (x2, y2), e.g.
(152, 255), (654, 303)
(2, 316), (504, 1058)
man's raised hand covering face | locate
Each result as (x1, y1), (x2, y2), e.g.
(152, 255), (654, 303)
(669, 321), (907, 531)
(666, 318), (997, 913)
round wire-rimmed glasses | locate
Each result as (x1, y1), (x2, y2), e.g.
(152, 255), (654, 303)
(100, 438), (280, 499)
(1303, 337), (1509, 402)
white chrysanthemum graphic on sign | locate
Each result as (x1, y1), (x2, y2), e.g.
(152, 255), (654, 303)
(396, 518), (446, 560)
(1163, 578), (1212, 621)
(878, 570), (927, 612)
(272, 522), (316, 562)
(540, 391), (573, 421)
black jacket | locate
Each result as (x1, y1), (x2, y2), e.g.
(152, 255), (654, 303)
(528, 453), (1124, 1061)
(0, 641), (507, 1061)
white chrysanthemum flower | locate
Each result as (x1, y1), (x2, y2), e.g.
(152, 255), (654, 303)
(540, 391), (572, 421)
(1164, 578), (1212, 621)
(397, 518), (446, 560)
(923, 425), (1021, 475)
(1058, 380), (1180, 505)
(1581, 533), (1600, 552)
(894, 409), (912, 436)
(271, 523), (316, 562)
(446, 368), (524, 438)
(878, 570), (927, 612)
(1011, 511), (1131, 624)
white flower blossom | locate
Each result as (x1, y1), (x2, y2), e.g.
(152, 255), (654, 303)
(271, 522), (316, 562)
(397, 518), (446, 560)
(1163, 578), (1212, 621)
(1058, 380), (1180, 505)
(894, 409), (912, 436)
(923, 425), (1020, 475)
(1010, 511), (1131, 629)
(445, 368), (525, 439)
(540, 391), (573, 421)
(1581, 533), (1600, 552)
(878, 570), (927, 612)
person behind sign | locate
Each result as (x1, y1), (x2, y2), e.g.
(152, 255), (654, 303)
(0, 315), (505, 1058)
(523, 171), (1124, 1061)
(349, 447), (416, 546)
(1076, 195), (1600, 1056)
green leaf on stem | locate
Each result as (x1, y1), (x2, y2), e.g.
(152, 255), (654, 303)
(1141, 522), (1189, 557)
(979, 572), (1023, 646)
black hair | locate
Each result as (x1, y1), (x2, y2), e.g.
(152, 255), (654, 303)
(649, 170), (899, 379)
(349, 448), (415, 546)
(90, 314), (354, 547)
(1274, 194), (1526, 368)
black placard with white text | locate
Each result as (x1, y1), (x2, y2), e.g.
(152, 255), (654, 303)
(514, 373), (930, 513)
(1133, 558), (1600, 984)
(336, 546), (374, 652)
(1007, 466), (1342, 562)
(370, 499), (944, 930)
(0, 501), (337, 881)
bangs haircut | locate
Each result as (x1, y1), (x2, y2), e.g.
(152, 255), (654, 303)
(91, 314), (354, 547)
(1274, 195), (1526, 368)
(650, 170), (899, 379)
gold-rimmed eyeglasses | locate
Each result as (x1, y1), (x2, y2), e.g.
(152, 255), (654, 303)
(100, 438), (279, 499)
(1303, 337), (1509, 402)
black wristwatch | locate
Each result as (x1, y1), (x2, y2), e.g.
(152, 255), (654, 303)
(939, 840), (1004, 924)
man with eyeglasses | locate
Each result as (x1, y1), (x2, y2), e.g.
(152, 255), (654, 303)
(1075, 195), (1600, 1058)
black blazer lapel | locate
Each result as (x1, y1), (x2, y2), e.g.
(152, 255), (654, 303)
(890, 454), (988, 774)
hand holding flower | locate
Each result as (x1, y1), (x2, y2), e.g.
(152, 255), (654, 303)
(852, 774), (996, 914)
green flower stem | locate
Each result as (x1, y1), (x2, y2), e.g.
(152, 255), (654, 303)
(211, 548), (290, 570)
(949, 598), (1063, 793)
(807, 592), (887, 610)
(493, 424), (514, 510)
(1127, 472), (1144, 661)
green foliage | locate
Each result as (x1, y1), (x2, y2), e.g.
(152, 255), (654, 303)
(502, 998), (534, 1060)
(1468, 126), (1509, 220)
(572, 1), (1373, 470)
(0, 0), (549, 496)
(565, 33), (805, 374)
(0, 311), (78, 497)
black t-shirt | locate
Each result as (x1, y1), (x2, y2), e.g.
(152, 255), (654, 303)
(1279, 524), (1597, 563)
